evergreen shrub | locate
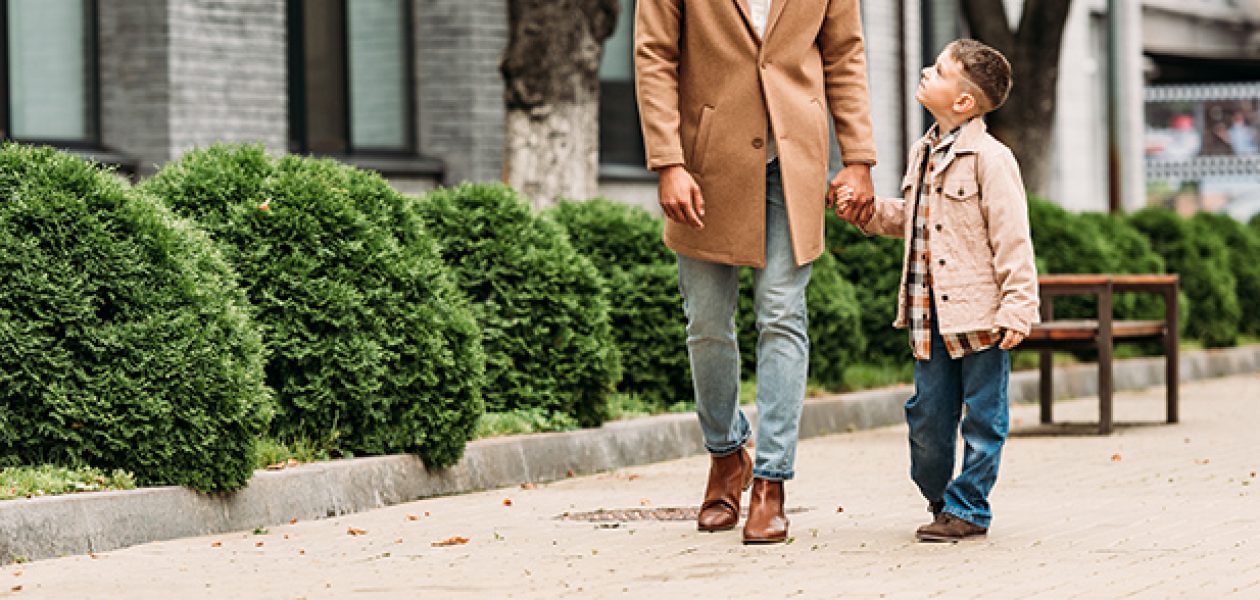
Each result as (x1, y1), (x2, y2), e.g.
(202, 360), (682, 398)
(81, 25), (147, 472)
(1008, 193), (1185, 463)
(825, 212), (910, 364)
(1190, 212), (1260, 336)
(0, 143), (271, 491)
(418, 184), (621, 426)
(548, 199), (690, 409)
(736, 250), (866, 391)
(1129, 207), (1239, 347)
(141, 145), (484, 468)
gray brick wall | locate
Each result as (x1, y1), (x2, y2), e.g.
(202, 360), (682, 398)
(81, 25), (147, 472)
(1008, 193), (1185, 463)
(167, 0), (288, 156)
(415, 0), (507, 184)
(98, 0), (172, 175)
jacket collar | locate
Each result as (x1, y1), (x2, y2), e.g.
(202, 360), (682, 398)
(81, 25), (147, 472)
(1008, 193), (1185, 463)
(733, 0), (787, 46)
(919, 117), (986, 155)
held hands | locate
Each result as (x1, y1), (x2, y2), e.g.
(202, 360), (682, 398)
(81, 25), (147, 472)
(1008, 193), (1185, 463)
(657, 165), (705, 229)
(829, 164), (875, 227)
(831, 184), (875, 226)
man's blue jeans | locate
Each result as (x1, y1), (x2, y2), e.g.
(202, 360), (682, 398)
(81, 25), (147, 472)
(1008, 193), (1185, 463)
(906, 301), (1010, 528)
(677, 160), (811, 481)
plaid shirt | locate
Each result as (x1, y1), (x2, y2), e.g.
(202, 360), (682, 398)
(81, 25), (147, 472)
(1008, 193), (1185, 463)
(906, 123), (1002, 360)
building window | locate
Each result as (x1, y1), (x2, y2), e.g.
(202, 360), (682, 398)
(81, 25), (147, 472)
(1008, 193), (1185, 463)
(288, 0), (414, 155)
(598, 0), (645, 168)
(1, 0), (98, 146)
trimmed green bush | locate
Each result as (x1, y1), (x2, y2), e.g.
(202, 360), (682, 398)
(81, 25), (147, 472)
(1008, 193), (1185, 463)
(1129, 207), (1239, 347)
(736, 251), (865, 390)
(825, 212), (910, 364)
(418, 184), (620, 427)
(140, 145), (484, 468)
(1191, 212), (1260, 336)
(548, 199), (690, 409)
(0, 143), (271, 491)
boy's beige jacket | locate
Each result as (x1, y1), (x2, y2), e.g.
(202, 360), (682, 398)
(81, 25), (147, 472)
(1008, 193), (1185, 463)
(634, 0), (876, 267)
(861, 118), (1041, 336)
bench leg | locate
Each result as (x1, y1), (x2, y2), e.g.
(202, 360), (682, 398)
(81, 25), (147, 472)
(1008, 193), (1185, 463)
(1165, 290), (1179, 424)
(1039, 350), (1053, 424)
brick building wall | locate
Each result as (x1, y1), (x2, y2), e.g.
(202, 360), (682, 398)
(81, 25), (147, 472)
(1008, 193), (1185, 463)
(166, 0), (288, 157)
(415, 0), (508, 184)
(98, 0), (172, 175)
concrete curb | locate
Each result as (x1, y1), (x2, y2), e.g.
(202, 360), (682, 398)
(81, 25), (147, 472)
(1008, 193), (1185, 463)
(3, 345), (1258, 563)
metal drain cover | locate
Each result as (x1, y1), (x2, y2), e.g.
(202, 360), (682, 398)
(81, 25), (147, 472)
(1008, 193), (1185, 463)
(557, 507), (811, 522)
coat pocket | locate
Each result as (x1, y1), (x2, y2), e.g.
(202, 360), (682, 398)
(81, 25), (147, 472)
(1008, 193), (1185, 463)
(689, 105), (716, 175)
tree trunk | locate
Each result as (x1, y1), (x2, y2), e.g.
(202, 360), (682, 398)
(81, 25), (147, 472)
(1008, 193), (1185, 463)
(501, 0), (619, 209)
(960, 0), (1073, 197)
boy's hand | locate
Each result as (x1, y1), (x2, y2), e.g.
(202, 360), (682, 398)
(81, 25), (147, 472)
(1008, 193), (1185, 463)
(657, 165), (705, 229)
(828, 163), (874, 208)
(833, 184), (874, 226)
(999, 329), (1026, 350)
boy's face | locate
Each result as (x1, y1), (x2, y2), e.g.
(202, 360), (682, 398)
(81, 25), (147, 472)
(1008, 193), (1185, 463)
(916, 48), (979, 122)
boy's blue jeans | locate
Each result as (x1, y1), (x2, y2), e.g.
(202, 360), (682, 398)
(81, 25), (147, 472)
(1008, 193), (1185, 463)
(906, 301), (1010, 528)
(677, 159), (811, 481)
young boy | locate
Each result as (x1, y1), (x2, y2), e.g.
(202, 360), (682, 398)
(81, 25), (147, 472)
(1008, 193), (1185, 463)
(834, 39), (1039, 542)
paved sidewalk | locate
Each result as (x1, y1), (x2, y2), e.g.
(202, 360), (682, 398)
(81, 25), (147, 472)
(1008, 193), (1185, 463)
(5, 373), (1258, 599)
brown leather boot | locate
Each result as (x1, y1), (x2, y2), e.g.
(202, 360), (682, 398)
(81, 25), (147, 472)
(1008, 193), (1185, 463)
(742, 478), (788, 544)
(696, 447), (753, 532)
(915, 513), (987, 543)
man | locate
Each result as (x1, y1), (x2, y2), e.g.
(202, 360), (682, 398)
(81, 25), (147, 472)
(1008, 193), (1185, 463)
(634, 0), (877, 544)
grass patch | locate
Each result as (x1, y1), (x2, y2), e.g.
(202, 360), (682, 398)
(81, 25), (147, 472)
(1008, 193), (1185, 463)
(1, 465), (136, 500)
(841, 361), (915, 392)
(474, 408), (580, 439)
(253, 437), (335, 470)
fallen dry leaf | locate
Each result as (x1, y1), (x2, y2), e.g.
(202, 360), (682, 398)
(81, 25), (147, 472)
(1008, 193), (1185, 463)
(406, 514), (419, 521)
(566, 469), (575, 478)
(88, 553), (98, 560)
(627, 474), (641, 481)
(11, 585), (21, 592)
(520, 482), (537, 490)
(424, 512), (431, 517)
(210, 542), (222, 548)
(12, 571), (21, 577)
(395, 538), (403, 544)
(1251, 471), (1256, 478)
(431, 536), (470, 547)
(255, 542), (264, 548)
(1110, 454), (1122, 462)
(639, 498), (651, 506)
(836, 506), (845, 513)
(1195, 458), (1211, 465)
(503, 498), (513, 507)
(347, 527), (368, 536)
(298, 549), (305, 555)
(283, 534), (289, 540)
(290, 518), (298, 525)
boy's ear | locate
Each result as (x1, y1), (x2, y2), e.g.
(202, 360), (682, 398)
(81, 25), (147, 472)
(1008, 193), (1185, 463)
(953, 91), (978, 115)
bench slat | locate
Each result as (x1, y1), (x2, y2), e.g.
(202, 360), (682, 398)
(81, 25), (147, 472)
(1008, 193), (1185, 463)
(1027, 319), (1167, 341)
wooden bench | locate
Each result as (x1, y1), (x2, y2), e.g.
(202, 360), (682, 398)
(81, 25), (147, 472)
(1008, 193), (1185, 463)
(1022, 274), (1180, 434)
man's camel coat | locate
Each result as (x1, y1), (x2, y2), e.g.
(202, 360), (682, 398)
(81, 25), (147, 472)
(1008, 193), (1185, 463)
(634, 0), (876, 267)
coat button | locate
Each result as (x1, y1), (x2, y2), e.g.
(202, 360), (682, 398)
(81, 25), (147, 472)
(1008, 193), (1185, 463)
(935, 224), (943, 232)
(958, 187), (966, 195)
(938, 259), (946, 266)
(941, 294), (950, 302)
(935, 187), (943, 194)
(752, 137), (765, 149)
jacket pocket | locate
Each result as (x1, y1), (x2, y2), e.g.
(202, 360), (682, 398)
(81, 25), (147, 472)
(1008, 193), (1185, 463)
(689, 105), (715, 175)
(942, 176), (979, 201)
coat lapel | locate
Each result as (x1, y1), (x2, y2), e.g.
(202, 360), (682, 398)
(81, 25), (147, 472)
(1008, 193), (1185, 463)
(732, 0), (757, 43)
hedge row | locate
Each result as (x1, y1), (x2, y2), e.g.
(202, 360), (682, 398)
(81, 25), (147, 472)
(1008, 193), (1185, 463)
(6, 142), (1258, 493)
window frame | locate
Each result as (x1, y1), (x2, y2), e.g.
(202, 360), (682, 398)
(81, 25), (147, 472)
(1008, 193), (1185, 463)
(0, 0), (102, 149)
(287, 0), (419, 158)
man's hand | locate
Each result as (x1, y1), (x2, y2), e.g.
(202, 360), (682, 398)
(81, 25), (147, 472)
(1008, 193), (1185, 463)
(828, 163), (874, 208)
(999, 329), (1026, 350)
(658, 165), (705, 229)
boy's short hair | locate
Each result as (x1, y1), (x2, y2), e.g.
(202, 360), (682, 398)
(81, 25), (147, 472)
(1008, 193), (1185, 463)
(947, 39), (1012, 113)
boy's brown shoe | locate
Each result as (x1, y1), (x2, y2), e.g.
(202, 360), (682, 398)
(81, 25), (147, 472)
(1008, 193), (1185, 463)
(915, 513), (987, 543)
